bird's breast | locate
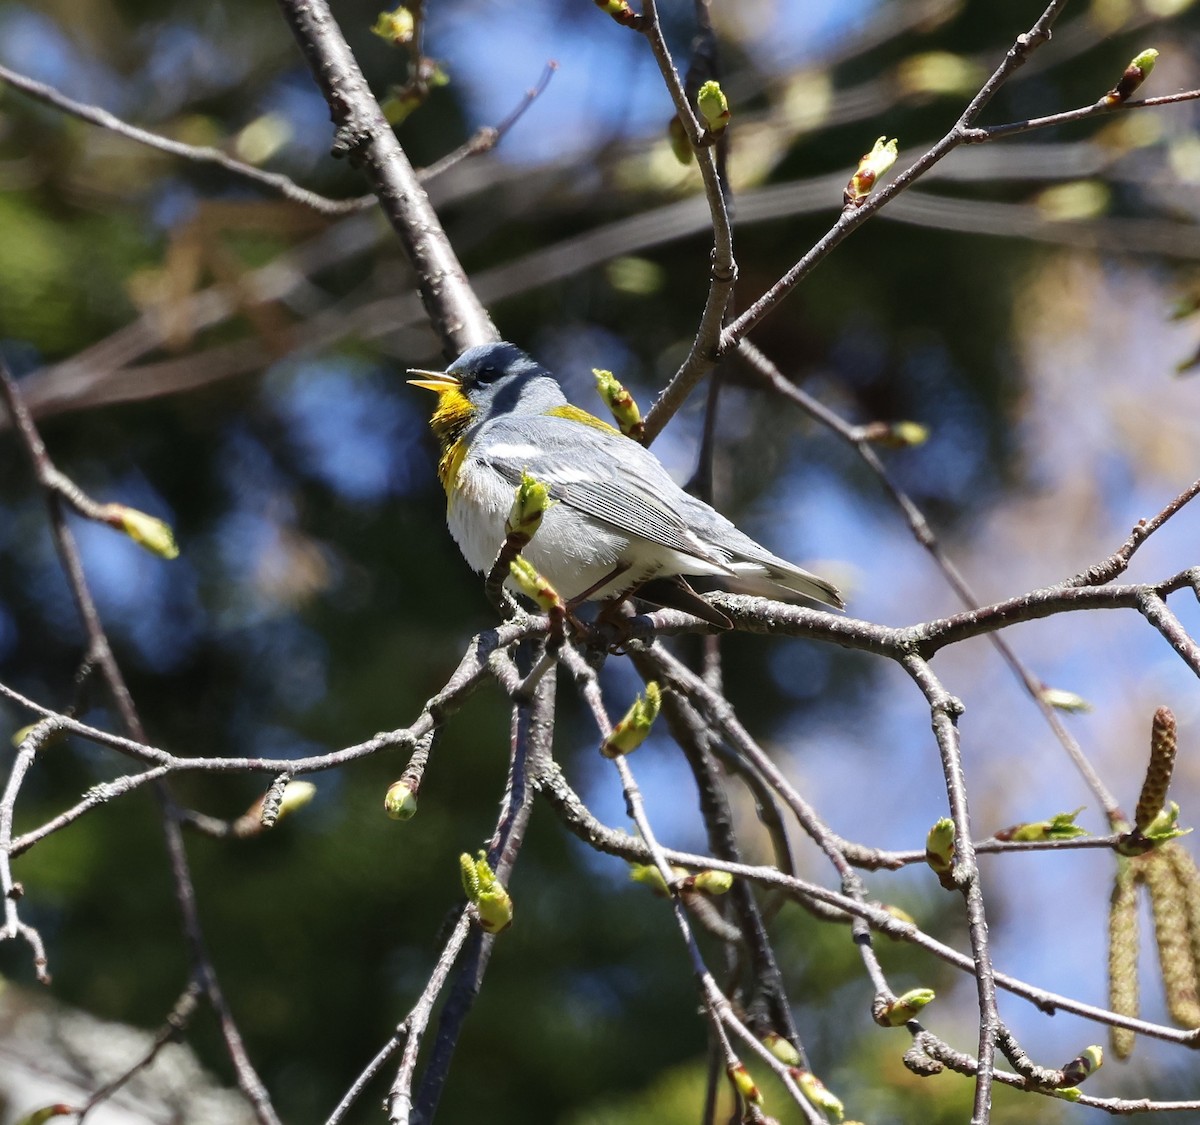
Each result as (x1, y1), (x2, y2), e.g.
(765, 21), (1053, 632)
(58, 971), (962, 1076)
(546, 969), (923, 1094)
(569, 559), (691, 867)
(445, 457), (651, 601)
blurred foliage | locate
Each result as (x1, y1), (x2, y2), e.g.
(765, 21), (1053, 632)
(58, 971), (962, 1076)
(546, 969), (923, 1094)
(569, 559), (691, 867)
(0, 0), (1199, 1122)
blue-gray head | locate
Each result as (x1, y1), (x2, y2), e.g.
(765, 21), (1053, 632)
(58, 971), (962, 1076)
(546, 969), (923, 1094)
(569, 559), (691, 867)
(408, 342), (566, 437)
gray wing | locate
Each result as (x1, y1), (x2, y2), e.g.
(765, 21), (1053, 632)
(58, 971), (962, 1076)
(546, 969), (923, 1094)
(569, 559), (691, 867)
(476, 416), (732, 569)
(475, 412), (845, 608)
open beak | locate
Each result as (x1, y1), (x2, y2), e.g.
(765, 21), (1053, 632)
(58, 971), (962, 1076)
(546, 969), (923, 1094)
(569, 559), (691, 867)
(406, 369), (461, 392)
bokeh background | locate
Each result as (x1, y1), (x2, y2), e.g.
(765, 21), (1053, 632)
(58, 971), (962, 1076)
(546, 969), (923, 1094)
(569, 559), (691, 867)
(1, 0), (1200, 1121)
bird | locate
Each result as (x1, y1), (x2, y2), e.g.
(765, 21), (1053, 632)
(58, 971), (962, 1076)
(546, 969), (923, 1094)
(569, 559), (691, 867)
(408, 342), (843, 628)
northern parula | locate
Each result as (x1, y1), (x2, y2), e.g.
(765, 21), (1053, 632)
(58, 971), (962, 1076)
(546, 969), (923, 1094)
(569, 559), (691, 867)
(409, 342), (843, 626)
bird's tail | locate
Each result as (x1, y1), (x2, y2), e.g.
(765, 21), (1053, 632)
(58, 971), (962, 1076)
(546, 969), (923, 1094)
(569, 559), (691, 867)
(769, 564), (844, 609)
(731, 559), (844, 610)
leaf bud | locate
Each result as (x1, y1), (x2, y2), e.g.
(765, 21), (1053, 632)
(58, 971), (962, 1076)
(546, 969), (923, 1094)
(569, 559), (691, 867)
(385, 780), (419, 821)
(844, 136), (898, 208)
(601, 682), (662, 758)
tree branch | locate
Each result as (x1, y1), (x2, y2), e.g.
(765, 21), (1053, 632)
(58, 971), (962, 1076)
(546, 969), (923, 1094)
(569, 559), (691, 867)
(274, 0), (497, 356)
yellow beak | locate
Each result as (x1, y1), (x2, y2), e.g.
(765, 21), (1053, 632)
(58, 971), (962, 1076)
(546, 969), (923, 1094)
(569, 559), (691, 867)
(407, 369), (461, 392)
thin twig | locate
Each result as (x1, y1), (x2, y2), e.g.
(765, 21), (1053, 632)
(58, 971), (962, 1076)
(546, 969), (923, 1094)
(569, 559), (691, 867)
(411, 669), (553, 1121)
(77, 983), (202, 1121)
(382, 912), (474, 1125)
(903, 655), (999, 1123)
(735, 339), (1125, 818)
(0, 360), (282, 1125)
(719, 0), (1071, 351)
(565, 647), (822, 1122)
(0, 619), (541, 790)
(10, 766), (172, 857)
(274, 0), (497, 356)
(1069, 477), (1200, 588)
(655, 682), (810, 1064)
(964, 88), (1200, 143)
(418, 60), (559, 182)
(536, 766), (1200, 1049)
(638, 0), (737, 446)
(0, 61), (376, 216)
(0, 720), (55, 982)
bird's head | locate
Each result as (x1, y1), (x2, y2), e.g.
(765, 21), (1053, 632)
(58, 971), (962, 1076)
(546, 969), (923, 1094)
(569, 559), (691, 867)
(407, 342), (564, 446)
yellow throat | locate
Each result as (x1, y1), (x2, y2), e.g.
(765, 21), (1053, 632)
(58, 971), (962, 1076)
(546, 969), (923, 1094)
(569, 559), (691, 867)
(427, 387), (475, 497)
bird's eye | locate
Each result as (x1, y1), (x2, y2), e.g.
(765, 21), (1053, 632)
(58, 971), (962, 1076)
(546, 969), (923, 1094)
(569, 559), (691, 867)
(475, 364), (498, 384)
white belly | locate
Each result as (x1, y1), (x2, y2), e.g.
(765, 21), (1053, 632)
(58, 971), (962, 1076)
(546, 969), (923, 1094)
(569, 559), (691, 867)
(446, 462), (660, 602)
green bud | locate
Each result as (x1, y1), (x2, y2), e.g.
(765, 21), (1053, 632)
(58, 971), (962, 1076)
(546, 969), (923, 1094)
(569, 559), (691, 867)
(593, 0), (643, 28)
(275, 781), (317, 821)
(863, 136), (899, 175)
(381, 87), (425, 126)
(844, 136), (898, 208)
(1119, 802), (1191, 853)
(925, 817), (957, 888)
(1060, 1044), (1103, 1087)
(727, 1062), (761, 1105)
(105, 504), (179, 559)
(762, 1032), (802, 1066)
(697, 80), (730, 135)
(371, 6), (415, 45)
(460, 851), (513, 933)
(875, 987), (936, 1026)
(880, 903), (916, 926)
(667, 115), (693, 165)
(11, 720), (65, 750)
(629, 862), (683, 896)
(509, 556), (563, 612)
(593, 369), (644, 439)
(793, 1069), (843, 1121)
(926, 818), (955, 859)
(860, 419), (929, 447)
(14, 1107), (73, 1125)
(601, 682), (662, 758)
(1040, 686), (1092, 713)
(887, 420), (928, 447)
(691, 869), (733, 895)
(385, 780), (418, 821)
(460, 852), (480, 898)
(506, 472), (550, 539)
(1105, 48), (1159, 103)
(475, 883), (514, 933)
(995, 807), (1088, 842)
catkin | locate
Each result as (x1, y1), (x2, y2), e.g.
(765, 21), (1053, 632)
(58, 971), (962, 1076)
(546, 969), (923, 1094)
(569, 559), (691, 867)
(1135, 707), (1177, 832)
(1108, 858), (1140, 1059)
